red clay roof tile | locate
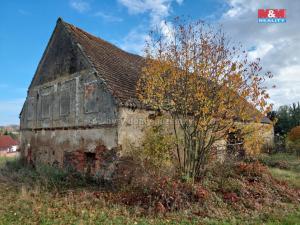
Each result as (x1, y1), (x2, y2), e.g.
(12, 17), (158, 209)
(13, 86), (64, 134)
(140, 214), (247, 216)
(0, 136), (19, 149)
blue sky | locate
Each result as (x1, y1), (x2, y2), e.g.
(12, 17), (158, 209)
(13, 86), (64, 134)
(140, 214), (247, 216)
(0, 0), (299, 125)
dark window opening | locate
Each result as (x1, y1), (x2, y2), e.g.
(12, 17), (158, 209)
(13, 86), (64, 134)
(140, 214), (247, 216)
(85, 152), (96, 175)
(227, 128), (245, 159)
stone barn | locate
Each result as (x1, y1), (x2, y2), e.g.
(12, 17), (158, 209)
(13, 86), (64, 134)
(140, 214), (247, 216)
(20, 18), (274, 177)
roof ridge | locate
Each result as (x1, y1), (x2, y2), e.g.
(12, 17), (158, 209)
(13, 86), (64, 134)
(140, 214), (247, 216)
(60, 19), (143, 60)
(58, 18), (145, 105)
(60, 19), (122, 105)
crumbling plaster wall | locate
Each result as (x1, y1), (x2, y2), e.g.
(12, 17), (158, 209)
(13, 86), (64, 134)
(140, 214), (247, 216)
(117, 107), (274, 158)
(21, 69), (117, 129)
(20, 68), (119, 174)
(117, 107), (159, 153)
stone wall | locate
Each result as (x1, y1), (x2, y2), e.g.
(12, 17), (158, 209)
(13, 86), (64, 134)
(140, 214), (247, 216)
(21, 69), (117, 130)
(20, 127), (118, 176)
(117, 107), (274, 158)
(117, 107), (154, 152)
(20, 68), (119, 175)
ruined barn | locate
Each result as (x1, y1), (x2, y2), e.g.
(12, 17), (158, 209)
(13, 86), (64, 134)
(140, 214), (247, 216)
(20, 18), (274, 177)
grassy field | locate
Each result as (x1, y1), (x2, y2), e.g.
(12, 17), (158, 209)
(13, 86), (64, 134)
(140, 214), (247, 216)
(0, 154), (299, 225)
(259, 153), (300, 188)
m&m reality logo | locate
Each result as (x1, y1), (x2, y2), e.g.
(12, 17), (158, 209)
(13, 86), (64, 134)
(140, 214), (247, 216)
(258, 9), (286, 23)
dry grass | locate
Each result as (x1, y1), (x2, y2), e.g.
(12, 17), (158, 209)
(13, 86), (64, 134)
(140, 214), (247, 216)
(0, 155), (299, 224)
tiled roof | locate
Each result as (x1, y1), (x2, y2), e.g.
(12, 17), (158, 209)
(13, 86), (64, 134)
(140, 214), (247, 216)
(61, 19), (145, 105)
(58, 18), (271, 124)
(0, 136), (19, 149)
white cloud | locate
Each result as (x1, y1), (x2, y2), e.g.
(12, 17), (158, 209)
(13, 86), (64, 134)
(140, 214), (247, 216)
(219, 0), (300, 107)
(118, 0), (182, 53)
(118, 28), (150, 54)
(248, 42), (274, 60)
(94, 11), (123, 22)
(118, 0), (174, 26)
(176, 0), (184, 5)
(69, 0), (90, 13)
(224, 0), (259, 18)
(159, 20), (174, 40)
(119, 0), (170, 16)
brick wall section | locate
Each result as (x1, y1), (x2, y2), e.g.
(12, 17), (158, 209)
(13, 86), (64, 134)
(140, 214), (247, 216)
(63, 144), (114, 176)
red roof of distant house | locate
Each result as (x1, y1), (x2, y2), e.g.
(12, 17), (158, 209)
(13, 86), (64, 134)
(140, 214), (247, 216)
(0, 136), (19, 149)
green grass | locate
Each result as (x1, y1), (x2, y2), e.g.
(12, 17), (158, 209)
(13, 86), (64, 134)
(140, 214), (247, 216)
(0, 156), (16, 167)
(0, 156), (8, 166)
(0, 155), (299, 225)
(269, 168), (300, 188)
(260, 153), (300, 172)
(260, 153), (300, 188)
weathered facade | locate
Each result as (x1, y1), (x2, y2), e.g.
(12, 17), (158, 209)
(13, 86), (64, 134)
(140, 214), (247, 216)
(20, 18), (145, 177)
(20, 18), (274, 177)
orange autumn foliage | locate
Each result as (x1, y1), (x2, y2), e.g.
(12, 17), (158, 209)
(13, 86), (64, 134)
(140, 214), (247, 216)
(288, 126), (300, 142)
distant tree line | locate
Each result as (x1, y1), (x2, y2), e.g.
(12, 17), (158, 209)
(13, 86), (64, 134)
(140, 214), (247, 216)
(269, 102), (300, 135)
(0, 129), (19, 140)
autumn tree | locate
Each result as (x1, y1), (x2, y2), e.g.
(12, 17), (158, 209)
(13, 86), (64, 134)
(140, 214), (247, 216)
(137, 18), (273, 180)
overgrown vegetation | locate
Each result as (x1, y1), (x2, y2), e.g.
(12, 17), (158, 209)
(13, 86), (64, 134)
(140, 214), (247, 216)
(286, 126), (300, 156)
(137, 17), (273, 180)
(1, 16), (299, 225)
(0, 158), (94, 192)
(125, 124), (176, 177)
(0, 155), (299, 224)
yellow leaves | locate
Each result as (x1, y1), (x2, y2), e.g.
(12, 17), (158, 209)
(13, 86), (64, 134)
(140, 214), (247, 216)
(237, 122), (273, 155)
(202, 106), (210, 114)
(231, 63), (236, 71)
(137, 17), (273, 141)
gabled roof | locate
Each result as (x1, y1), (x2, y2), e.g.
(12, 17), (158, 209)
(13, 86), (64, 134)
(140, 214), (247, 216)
(60, 18), (145, 105)
(21, 18), (272, 125)
(0, 136), (19, 149)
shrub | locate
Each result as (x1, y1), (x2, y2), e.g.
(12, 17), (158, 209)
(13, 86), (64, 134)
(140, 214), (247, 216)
(274, 134), (287, 153)
(286, 139), (300, 156)
(1, 157), (90, 190)
(235, 161), (267, 179)
(221, 177), (243, 194)
(125, 124), (176, 177)
(118, 177), (206, 212)
(288, 126), (300, 141)
(286, 126), (300, 156)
